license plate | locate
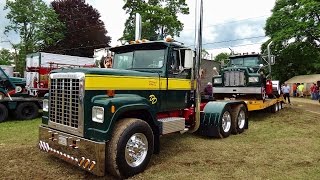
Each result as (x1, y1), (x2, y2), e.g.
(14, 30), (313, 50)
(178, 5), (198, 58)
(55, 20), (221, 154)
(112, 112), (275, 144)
(58, 135), (67, 146)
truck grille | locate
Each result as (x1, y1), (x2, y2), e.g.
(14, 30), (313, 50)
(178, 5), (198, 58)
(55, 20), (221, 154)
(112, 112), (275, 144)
(224, 70), (245, 86)
(48, 73), (84, 136)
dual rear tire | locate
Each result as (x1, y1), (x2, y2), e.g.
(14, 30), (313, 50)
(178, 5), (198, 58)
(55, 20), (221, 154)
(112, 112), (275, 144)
(219, 104), (247, 138)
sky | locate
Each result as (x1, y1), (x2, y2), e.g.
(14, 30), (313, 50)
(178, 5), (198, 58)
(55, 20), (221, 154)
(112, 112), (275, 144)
(0, 0), (276, 57)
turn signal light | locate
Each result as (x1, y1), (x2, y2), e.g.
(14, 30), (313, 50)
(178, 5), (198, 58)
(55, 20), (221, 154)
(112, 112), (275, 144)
(78, 157), (85, 166)
(88, 161), (96, 171)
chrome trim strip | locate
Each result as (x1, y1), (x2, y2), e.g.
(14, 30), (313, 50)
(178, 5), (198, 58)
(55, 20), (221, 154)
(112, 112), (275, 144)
(213, 87), (262, 94)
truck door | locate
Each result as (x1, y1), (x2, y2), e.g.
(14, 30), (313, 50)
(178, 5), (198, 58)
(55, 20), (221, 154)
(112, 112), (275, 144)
(164, 48), (192, 111)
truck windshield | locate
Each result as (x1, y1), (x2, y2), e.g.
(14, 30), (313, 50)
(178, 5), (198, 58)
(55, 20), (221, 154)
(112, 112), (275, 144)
(113, 49), (165, 69)
(230, 57), (259, 67)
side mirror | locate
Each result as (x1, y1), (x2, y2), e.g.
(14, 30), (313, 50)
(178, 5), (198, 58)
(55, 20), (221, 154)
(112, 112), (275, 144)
(184, 49), (194, 69)
(270, 55), (275, 65)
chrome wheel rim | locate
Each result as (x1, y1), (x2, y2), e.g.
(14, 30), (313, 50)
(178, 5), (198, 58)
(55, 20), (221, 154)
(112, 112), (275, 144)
(125, 133), (148, 167)
(238, 110), (246, 129)
(221, 111), (231, 133)
(275, 103), (279, 111)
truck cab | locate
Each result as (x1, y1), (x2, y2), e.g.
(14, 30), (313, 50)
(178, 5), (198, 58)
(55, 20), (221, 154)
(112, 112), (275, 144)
(212, 53), (269, 100)
(0, 67), (26, 99)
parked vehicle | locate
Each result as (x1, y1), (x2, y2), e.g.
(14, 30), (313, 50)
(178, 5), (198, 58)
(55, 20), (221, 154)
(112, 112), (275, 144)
(38, 2), (249, 178)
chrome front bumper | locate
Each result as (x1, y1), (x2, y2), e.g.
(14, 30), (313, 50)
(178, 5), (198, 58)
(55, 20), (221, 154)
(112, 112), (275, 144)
(39, 126), (106, 176)
(213, 87), (262, 94)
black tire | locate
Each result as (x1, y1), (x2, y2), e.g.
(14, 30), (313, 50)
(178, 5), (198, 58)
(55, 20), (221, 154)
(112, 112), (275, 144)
(219, 106), (232, 138)
(15, 102), (39, 120)
(270, 103), (278, 113)
(0, 103), (8, 122)
(106, 118), (154, 179)
(231, 104), (247, 134)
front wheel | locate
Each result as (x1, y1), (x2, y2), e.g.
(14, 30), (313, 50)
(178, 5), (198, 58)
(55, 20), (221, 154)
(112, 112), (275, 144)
(106, 118), (154, 179)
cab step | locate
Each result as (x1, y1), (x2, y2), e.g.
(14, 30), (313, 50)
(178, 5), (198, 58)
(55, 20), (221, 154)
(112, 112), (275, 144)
(158, 117), (185, 135)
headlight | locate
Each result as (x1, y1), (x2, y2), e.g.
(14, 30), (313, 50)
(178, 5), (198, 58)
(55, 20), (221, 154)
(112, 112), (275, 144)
(213, 78), (222, 84)
(92, 106), (104, 123)
(43, 99), (49, 112)
(249, 77), (259, 83)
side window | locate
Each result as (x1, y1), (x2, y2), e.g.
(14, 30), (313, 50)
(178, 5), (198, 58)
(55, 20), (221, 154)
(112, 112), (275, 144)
(168, 49), (189, 78)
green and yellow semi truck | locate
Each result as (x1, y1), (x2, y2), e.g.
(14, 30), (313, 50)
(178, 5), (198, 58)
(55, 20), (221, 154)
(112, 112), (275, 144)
(38, 39), (249, 178)
(38, 1), (248, 178)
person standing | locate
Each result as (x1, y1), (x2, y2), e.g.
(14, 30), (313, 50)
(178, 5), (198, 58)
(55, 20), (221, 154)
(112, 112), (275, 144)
(310, 83), (316, 100)
(204, 82), (213, 97)
(292, 83), (297, 97)
(282, 83), (291, 104)
(297, 83), (304, 97)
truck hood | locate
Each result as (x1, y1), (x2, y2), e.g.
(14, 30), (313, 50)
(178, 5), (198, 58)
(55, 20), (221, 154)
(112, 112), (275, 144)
(10, 77), (26, 84)
(51, 68), (160, 78)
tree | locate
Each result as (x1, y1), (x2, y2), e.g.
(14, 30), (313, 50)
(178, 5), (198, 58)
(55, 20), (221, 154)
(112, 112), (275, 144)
(4, 0), (65, 73)
(265, 0), (320, 47)
(214, 52), (230, 65)
(0, 49), (14, 65)
(44, 0), (111, 57)
(122, 0), (189, 41)
(264, 0), (320, 82)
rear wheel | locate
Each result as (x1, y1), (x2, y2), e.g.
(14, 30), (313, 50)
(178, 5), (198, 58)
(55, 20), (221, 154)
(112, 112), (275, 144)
(219, 106), (232, 138)
(231, 104), (247, 134)
(15, 102), (39, 120)
(0, 104), (8, 122)
(106, 118), (154, 179)
(270, 103), (279, 113)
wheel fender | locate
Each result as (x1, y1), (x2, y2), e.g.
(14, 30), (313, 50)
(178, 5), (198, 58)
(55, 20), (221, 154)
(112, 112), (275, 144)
(198, 101), (229, 137)
(87, 94), (158, 142)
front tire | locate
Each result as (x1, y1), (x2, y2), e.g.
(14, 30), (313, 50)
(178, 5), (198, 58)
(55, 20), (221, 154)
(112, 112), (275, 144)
(106, 118), (154, 179)
(0, 104), (8, 122)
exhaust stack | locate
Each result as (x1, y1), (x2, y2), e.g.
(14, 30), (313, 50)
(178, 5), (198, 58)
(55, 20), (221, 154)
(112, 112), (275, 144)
(135, 13), (142, 41)
(189, 0), (203, 133)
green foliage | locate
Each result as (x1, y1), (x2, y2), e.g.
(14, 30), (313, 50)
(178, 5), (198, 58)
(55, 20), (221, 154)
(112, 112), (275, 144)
(0, 49), (14, 65)
(264, 0), (320, 82)
(122, 0), (189, 41)
(214, 52), (230, 65)
(43, 0), (111, 57)
(4, 0), (65, 73)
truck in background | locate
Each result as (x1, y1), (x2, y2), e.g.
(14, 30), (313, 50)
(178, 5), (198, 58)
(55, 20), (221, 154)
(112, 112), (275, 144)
(26, 52), (95, 96)
(212, 48), (284, 112)
(0, 53), (96, 122)
(0, 66), (41, 122)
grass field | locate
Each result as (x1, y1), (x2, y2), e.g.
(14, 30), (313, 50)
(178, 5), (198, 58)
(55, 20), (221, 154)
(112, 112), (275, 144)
(1, 106), (320, 179)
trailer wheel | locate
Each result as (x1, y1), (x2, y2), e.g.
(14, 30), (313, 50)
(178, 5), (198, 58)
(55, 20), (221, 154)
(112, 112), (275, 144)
(219, 106), (232, 138)
(106, 118), (154, 179)
(231, 105), (247, 134)
(0, 104), (8, 122)
(15, 102), (39, 120)
(0, 92), (5, 100)
(270, 103), (278, 113)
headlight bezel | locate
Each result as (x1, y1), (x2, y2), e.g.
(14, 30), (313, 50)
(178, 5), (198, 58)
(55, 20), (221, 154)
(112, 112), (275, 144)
(213, 77), (222, 84)
(43, 99), (49, 112)
(248, 77), (259, 83)
(92, 106), (105, 123)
